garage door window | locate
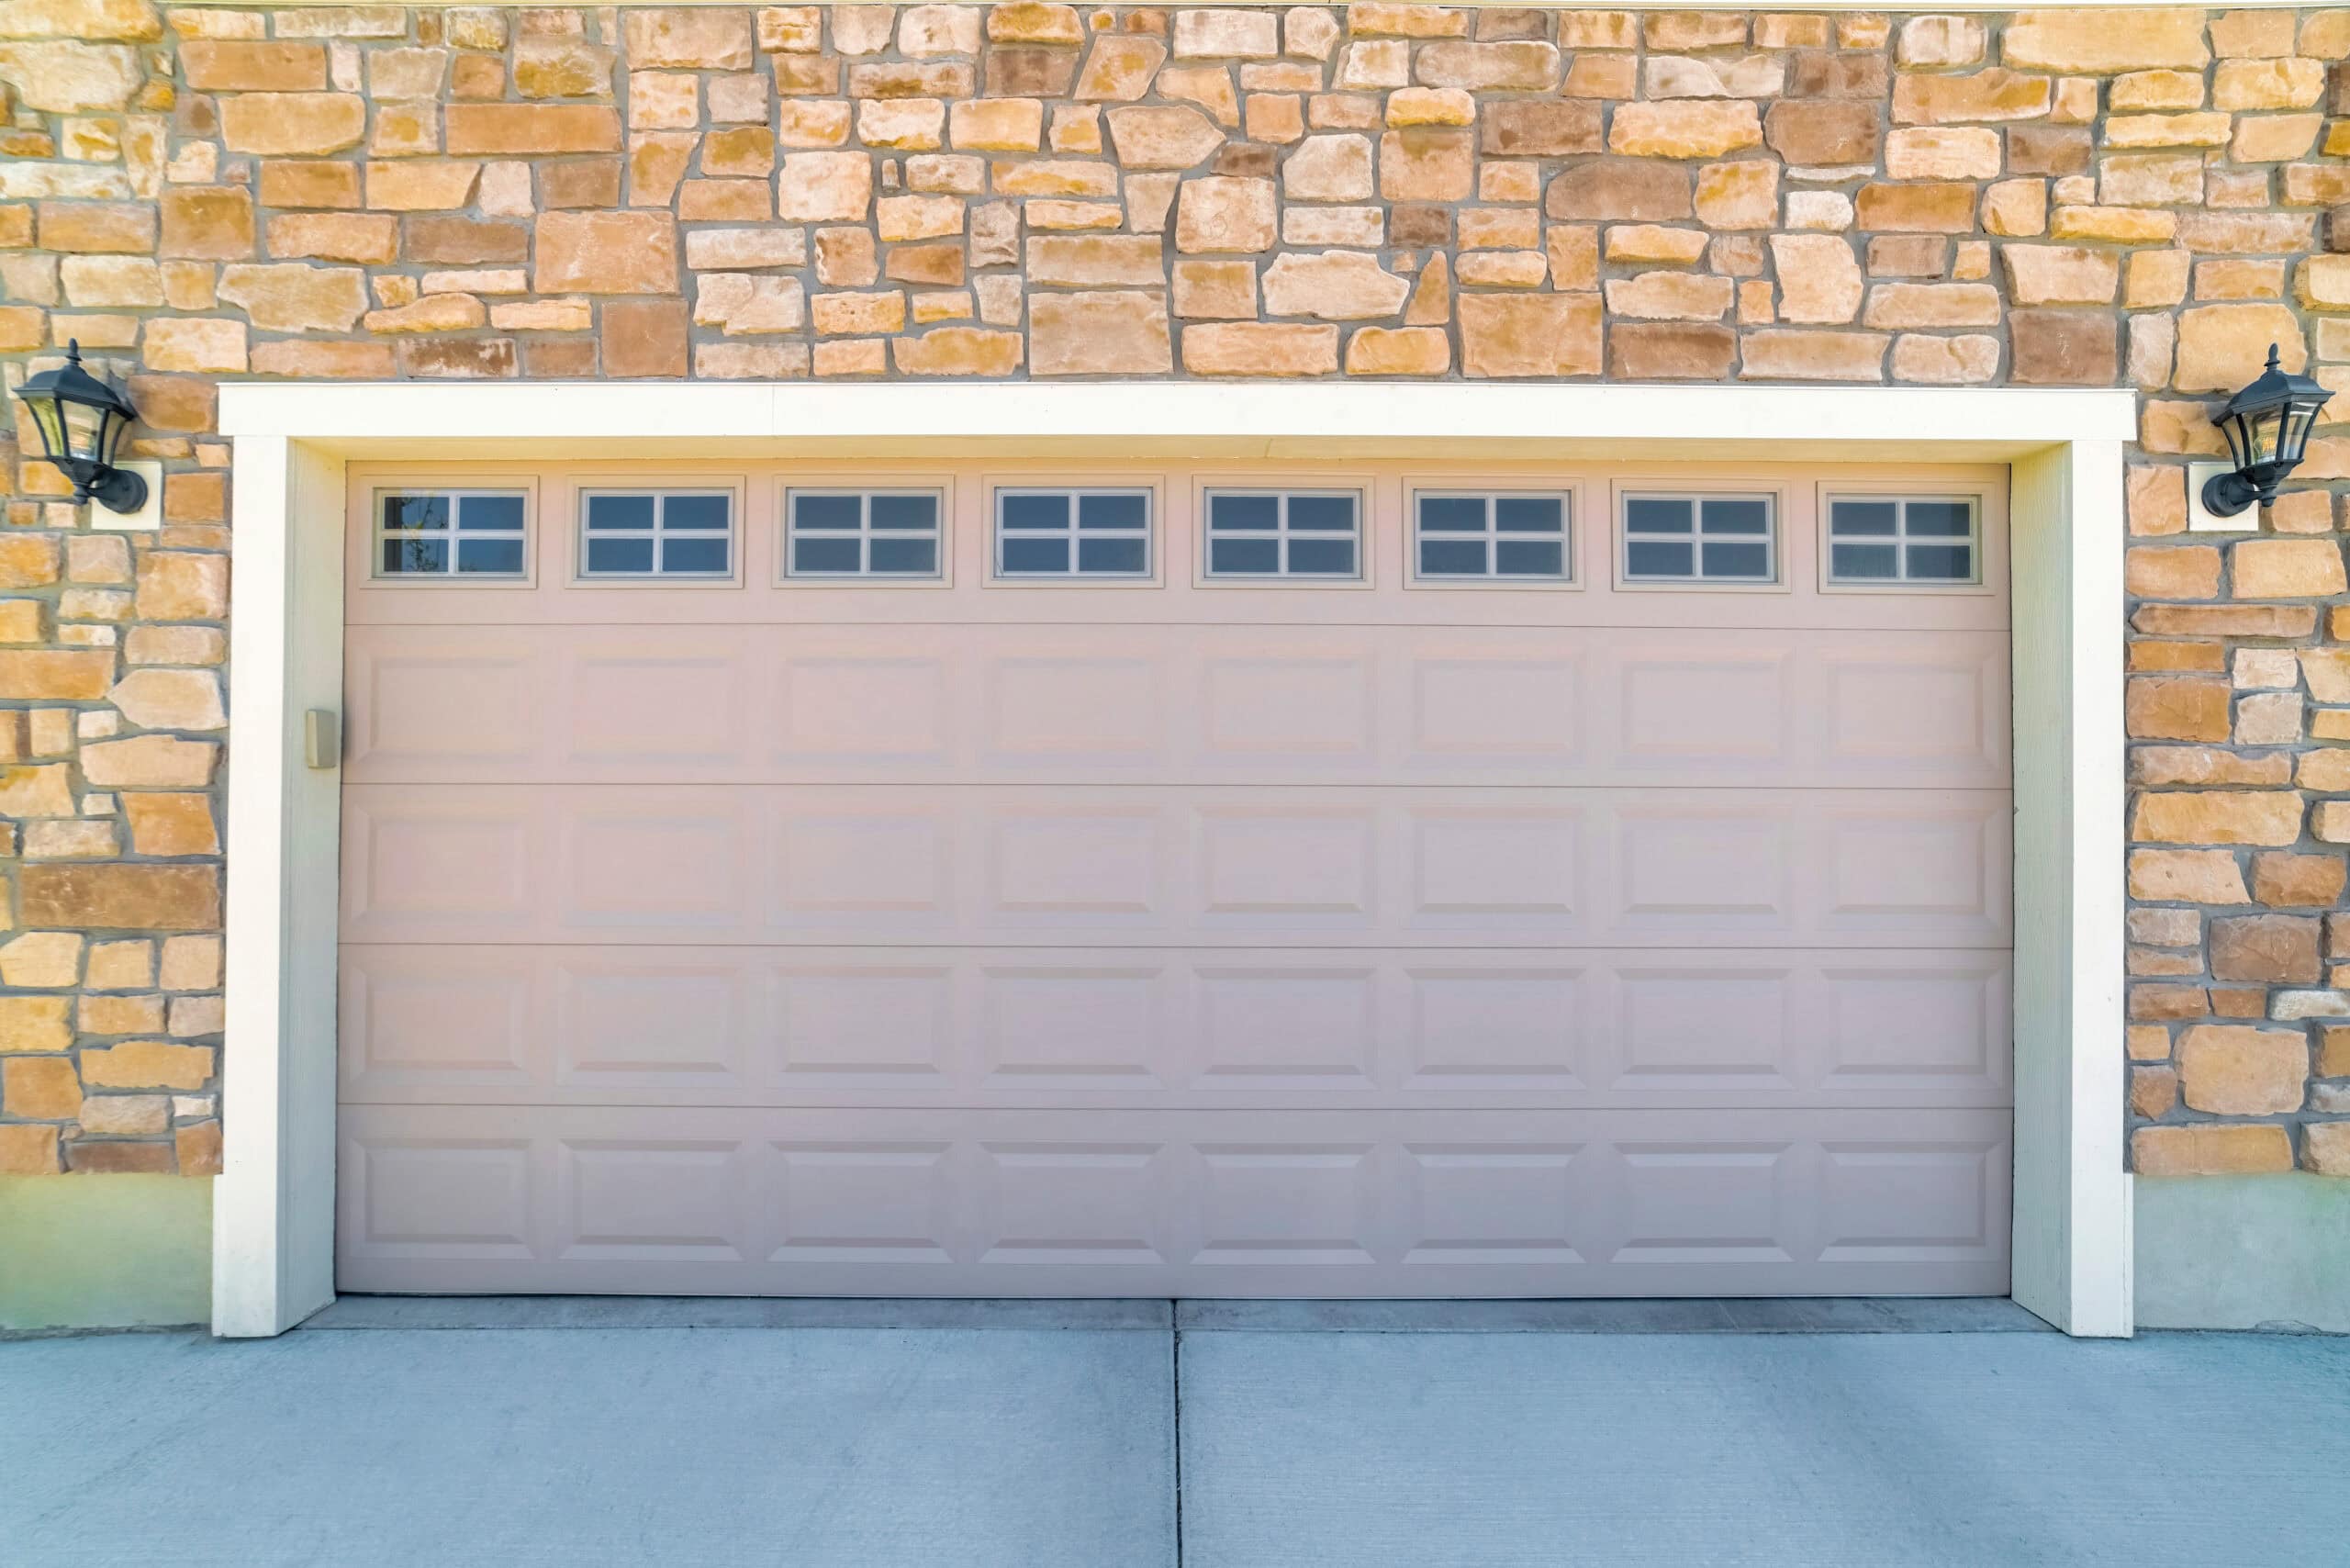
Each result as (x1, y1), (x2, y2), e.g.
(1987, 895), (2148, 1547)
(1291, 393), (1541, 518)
(995, 487), (1151, 578)
(786, 489), (944, 578)
(1204, 489), (1360, 578)
(1414, 491), (1571, 582)
(580, 490), (734, 578)
(1827, 496), (1979, 585)
(375, 489), (528, 578)
(1620, 493), (1775, 584)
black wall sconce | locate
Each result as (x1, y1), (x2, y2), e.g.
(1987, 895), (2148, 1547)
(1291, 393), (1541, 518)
(2201, 342), (2330, 520)
(11, 340), (148, 514)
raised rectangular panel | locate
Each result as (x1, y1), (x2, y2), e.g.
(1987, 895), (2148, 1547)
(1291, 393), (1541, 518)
(348, 645), (538, 773)
(554, 959), (744, 1085)
(344, 798), (532, 928)
(558, 1141), (745, 1261)
(1404, 969), (1584, 1087)
(1820, 648), (2001, 773)
(776, 655), (950, 764)
(987, 811), (1163, 917)
(980, 966), (1169, 1085)
(563, 802), (748, 928)
(341, 954), (533, 1091)
(1818, 1143), (2000, 1263)
(1616, 969), (1796, 1087)
(1409, 657), (1578, 763)
(1613, 1144), (1794, 1265)
(1409, 809), (1577, 922)
(1823, 806), (2002, 931)
(1195, 1145), (1377, 1265)
(1615, 807), (1792, 928)
(564, 654), (743, 767)
(986, 656), (1160, 763)
(1193, 967), (1377, 1084)
(1401, 1145), (1583, 1264)
(1198, 807), (1376, 920)
(768, 1142), (955, 1262)
(1617, 654), (1790, 766)
(774, 964), (953, 1081)
(976, 1143), (1169, 1265)
(775, 810), (949, 916)
(1819, 963), (2007, 1086)
(350, 1137), (533, 1254)
(1202, 655), (1373, 758)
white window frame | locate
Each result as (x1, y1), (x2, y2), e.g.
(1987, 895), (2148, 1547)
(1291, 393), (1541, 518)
(1199, 486), (1367, 583)
(574, 485), (743, 584)
(368, 485), (532, 583)
(1820, 487), (1996, 595)
(781, 485), (949, 582)
(1615, 487), (1784, 591)
(1407, 487), (1576, 588)
(990, 485), (1156, 582)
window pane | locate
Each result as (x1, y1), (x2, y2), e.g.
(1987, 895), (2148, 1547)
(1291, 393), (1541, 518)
(1079, 492), (1146, 531)
(1626, 498), (1691, 533)
(868, 536), (936, 575)
(665, 494), (730, 531)
(586, 494), (654, 532)
(870, 493), (937, 531)
(1002, 535), (1069, 573)
(383, 536), (448, 574)
(1702, 541), (1769, 578)
(1703, 498), (1770, 535)
(1077, 536), (1146, 574)
(1831, 542), (1898, 580)
(1287, 537), (1355, 575)
(457, 537), (524, 575)
(462, 495), (524, 532)
(795, 494), (861, 532)
(384, 494), (449, 531)
(1288, 494), (1356, 532)
(1494, 540), (1564, 577)
(663, 536), (730, 574)
(1908, 500), (1974, 537)
(1907, 543), (1974, 581)
(1495, 497), (1562, 533)
(586, 536), (654, 573)
(1002, 492), (1069, 532)
(1210, 494), (1279, 532)
(1209, 537), (1279, 574)
(793, 536), (861, 574)
(1420, 539), (1487, 576)
(1419, 496), (1486, 532)
(1626, 540), (1692, 577)
(1830, 500), (1897, 537)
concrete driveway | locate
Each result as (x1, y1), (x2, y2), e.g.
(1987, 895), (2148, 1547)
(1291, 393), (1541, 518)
(5, 1299), (2345, 1568)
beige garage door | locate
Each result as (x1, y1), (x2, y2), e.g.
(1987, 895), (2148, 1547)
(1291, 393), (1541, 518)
(335, 459), (2012, 1298)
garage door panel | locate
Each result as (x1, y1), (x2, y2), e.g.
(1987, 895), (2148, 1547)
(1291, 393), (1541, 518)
(336, 1105), (2009, 1297)
(342, 622), (2005, 790)
(340, 946), (2010, 1110)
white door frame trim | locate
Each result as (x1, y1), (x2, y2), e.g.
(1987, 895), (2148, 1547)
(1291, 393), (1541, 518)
(216, 381), (2137, 1338)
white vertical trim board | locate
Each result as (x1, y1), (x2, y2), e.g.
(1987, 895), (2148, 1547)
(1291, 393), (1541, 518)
(214, 382), (2139, 1338)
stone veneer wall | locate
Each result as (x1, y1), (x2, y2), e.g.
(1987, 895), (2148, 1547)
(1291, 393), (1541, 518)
(0, 2), (2348, 1183)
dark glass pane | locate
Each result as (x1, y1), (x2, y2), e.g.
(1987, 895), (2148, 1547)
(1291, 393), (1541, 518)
(1419, 496), (1486, 532)
(662, 536), (730, 574)
(1210, 493), (1279, 532)
(586, 493), (655, 532)
(1209, 537), (1279, 574)
(1907, 543), (1973, 581)
(793, 536), (862, 574)
(1288, 494), (1356, 533)
(1907, 500), (1973, 538)
(1831, 542), (1898, 580)
(456, 538), (524, 575)
(1494, 540), (1564, 577)
(384, 494), (450, 531)
(1703, 541), (1770, 578)
(1703, 498), (1770, 535)
(1495, 497), (1563, 533)
(794, 494), (862, 532)
(382, 536), (448, 574)
(1002, 492), (1069, 532)
(869, 536), (936, 575)
(1626, 540), (1693, 577)
(1419, 539), (1487, 576)
(1077, 536), (1147, 574)
(586, 536), (655, 574)
(870, 493), (937, 531)
(1830, 500), (1897, 537)
(463, 495), (524, 532)
(1002, 535), (1069, 573)
(1079, 492), (1147, 531)
(665, 494), (730, 531)
(1287, 537), (1355, 576)
(1625, 497), (1691, 534)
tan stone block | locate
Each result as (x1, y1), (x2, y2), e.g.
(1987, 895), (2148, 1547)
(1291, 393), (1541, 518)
(2125, 543), (2222, 599)
(2134, 746), (2292, 787)
(1450, 292), (1598, 378)
(1102, 104), (1225, 169)
(1604, 270), (1729, 322)
(1024, 234), (1162, 288)
(676, 178), (774, 224)
(1597, 321), (1729, 380)
(1690, 160), (1776, 230)
(1377, 127), (1472, 199)
(2214, 58), (2326, 111)
(1854, 183), (1977, 234)
(871, 195), (960, 244)
(2132, 790), (2306, 846)
(0, 538), (60, 591)
(624, 6), (752, 70)
(2128, 675), (2233, 745)
(2305, 1122), (2350, 1176)
(157, 935), (220, 993)
(1172, 259), (1257, 319)
(1607, 100), (1761, 160)
(1025, 289), (1174, 375)
(888, 326), (1021, 375)
(991, 159), (1119, 198)
(946, 96), (1041, 152)
(1414, 40), (1558, 92)
(774, 151), (873, 221)
(2048, 206), (2174, 245)
(529, 210), (677, 296)
(1602, 224), (1705, 265)
(213, 92), (363, 155)
(1172, 7), (1277, 60)
(81, 991), (163, 1036)
(1075, 34), (1167, 101)
(1176, 174), (1277, 252)
(0, 649), (113, 700)
(811, 290), (905, 336)
(1897, 15), (1986, 68)
(987, 3), (1083, 46)
(2229, 112), (2322, 164)
(1181, 319), (1338, 376)
(1259, 251), (1408, 319)
(1762, 100), (1877, 167)
(2002, 9), (2211, 73)
(770, 100), (850, 149)
(77, 1094), (167, 1137)
(129, 552), (222, 622)
(445, 104), (621, 155)
(0, 763), (72, 817)
(260, 213), (394, 266)
(1767, 234), (1863, 326)
(2177, 1024), (2308, 1114)
(1885, 127), (2002, 181)
(2254, 852), (2347, 909)
(152, 186), (251, 262)
(2298, 255), (2350, 312)
(1889, 334), (2001, 385)
(2233, 537), (2347, 599)
(80, 1039), (214, 1091)
(1281, 132), (1373, 201)
(2213, 913), (2325, 984)
(1348, 3), (1468, 39)
(215, 262), (366, 333)
(0, 39), (141, 113)
(0, 932), (81, 989)
(1863, 283), (2003, 330)
(0, 995), (73, 1054)
(2002, 243), (2121, 306)
(698, 127), (775, 180)
(857, 96), (945, 151)
(36, 200), (151, 254)
(3, 1055), (80, 1120)
(361, 293), (485, 335)
(1342, 325), (1448, 376)
(1893, 68), (2052, 126)
(2129, 1065), (2179, 1118)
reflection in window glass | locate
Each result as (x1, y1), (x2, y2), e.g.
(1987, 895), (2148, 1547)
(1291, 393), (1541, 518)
(1828, 496), (1980, 584)
(377, 490), (528, 577)
(787, 489), (943, 578)
(1415, 492), (1570, 581)
(580, 490), (734, 577)
(1205, 490), (1360, 578)
(1620, 494), (1776, 583)
(993, 488), (1152, 577)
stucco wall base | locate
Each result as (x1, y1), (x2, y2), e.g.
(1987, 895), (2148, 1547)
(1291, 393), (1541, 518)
(2134, 1176), (2350, 1334)
(0, 1177), (211, 1333)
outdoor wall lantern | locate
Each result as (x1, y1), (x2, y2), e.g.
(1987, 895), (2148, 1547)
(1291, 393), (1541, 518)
(2201, 342), (2331, 520)
(11, 340), (148, 514)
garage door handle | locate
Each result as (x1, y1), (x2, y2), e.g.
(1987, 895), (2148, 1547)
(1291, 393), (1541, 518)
(305, 709), (341, 769)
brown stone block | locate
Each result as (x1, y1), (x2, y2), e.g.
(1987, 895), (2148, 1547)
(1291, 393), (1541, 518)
(174, 1120), (223, 1177)
(18, 864), (220, 930)
(1606, 322), (1736, 380)
(2320, 1025), (2350, 1079)
(180, 40), (326, 92)
(2253, 853), (2348, 909)
(886, 242), (965, 286)
(2009, 309), (2119, 386)
(2132, 1124), (2294, 1175)
(2131, 983), (2208, 1021)
(2127, 676), (2232, 742)
(1389, 203), (1451, 247)
(1212, 143), (1276, 179)
(1786, 50), (1888, 100)
(1544, 158), (1691, 222)
(1479, 100), (1601, 158)
(539, 159), (624, 209)
(397, 217), (524, 267)
(989, 46), (1079, 98)
(2211, 913), (2325, 985)
(600, 297), (689, 378)
(446, 104), (621, 155)
(1854, 183), (1977, 234)
(2, 1055), (81, 1120)
(2129, 1065), (2179, 1118)
(523, 338), (599, 377)
(66, 1140), (177, 1174)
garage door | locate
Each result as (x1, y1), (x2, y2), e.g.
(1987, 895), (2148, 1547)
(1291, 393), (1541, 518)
(335, 459), (2012, 1297)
